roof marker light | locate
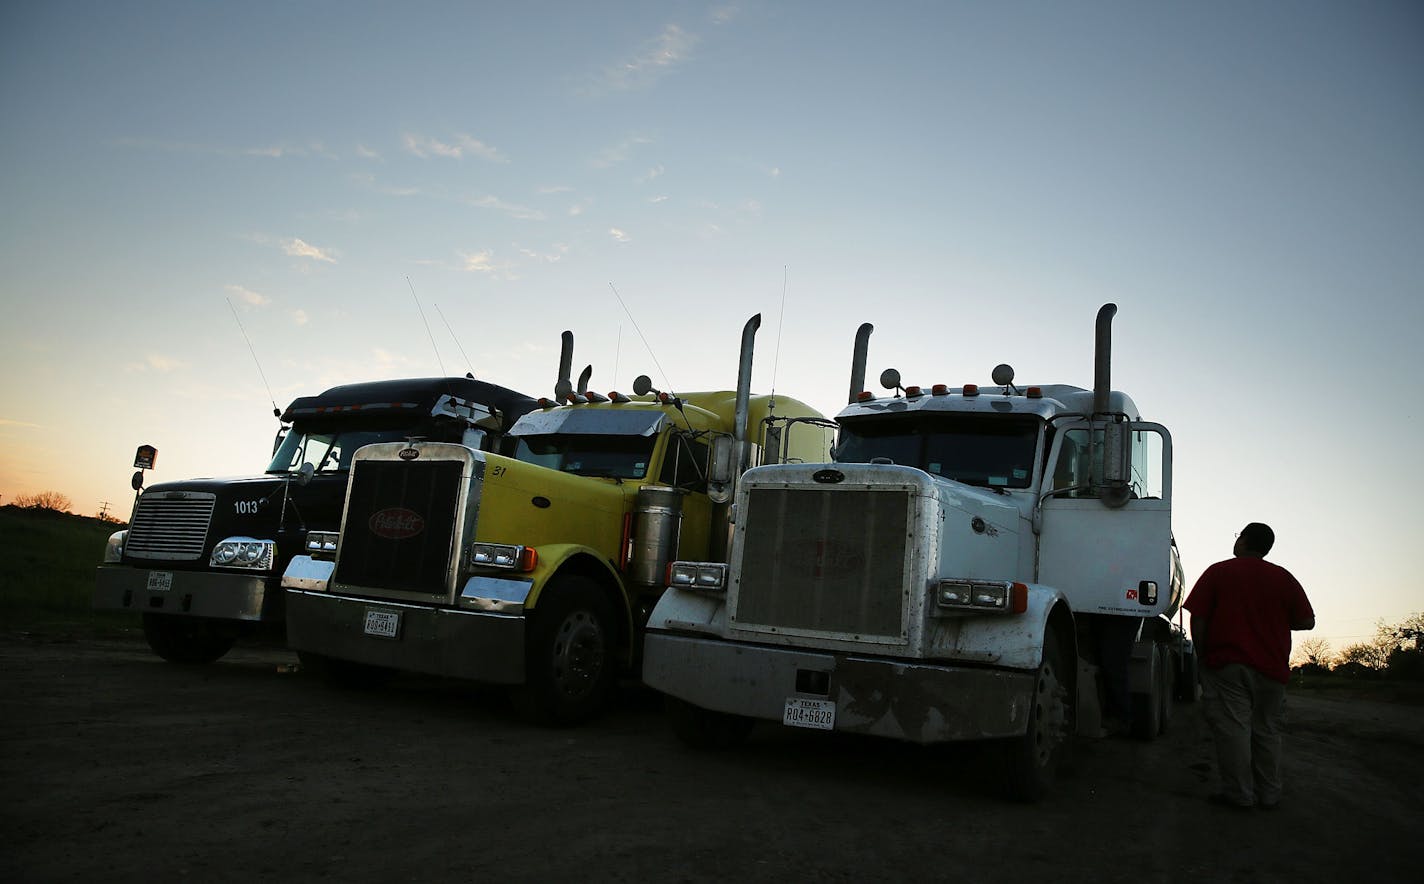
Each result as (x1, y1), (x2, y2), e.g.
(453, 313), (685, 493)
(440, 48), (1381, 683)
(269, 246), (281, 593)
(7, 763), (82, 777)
(905, 385), (923, 398)
(856, 390), (875, 402)
(931, 384), (949, 396)
(608, 391), (630, 404)
(963, 384), (979, 397)
(1027, 386), (1043, 399)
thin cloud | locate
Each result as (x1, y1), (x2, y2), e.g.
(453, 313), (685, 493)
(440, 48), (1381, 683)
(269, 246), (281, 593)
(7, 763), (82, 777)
(591, 136), (653, 168)
(640, 164), (666, 183)
(283, 238), (337, 263)
(459, 250), (520, 280)
(291, 309), (309, 326)
(609, 228), (631, 243)
(467, 195), (545, 221)
(710, 5), (739, 24)
(592, 24), (698, 93)
(225, 284), (270, 307)
(355, 144), (382, 160)
(403, 133), (508, 163)
(125, 353), (185, 373)
(0, 418), (41, 429)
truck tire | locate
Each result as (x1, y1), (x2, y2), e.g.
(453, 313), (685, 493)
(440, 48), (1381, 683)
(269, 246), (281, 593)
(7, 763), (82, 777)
(666, 697), (755, 749)
(1002, 632), (1071, 802)
(1130, 657), (1162, 740)
(514, 577), (615, 726)
(1157, 645), (1175, 733)
(141, 613), (235, 664)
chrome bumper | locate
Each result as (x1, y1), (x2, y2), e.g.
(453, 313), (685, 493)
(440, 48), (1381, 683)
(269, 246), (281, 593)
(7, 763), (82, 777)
(643, 631), (1036, 743)
(285, 589), (527, 683)
(94, 565), (272, 621)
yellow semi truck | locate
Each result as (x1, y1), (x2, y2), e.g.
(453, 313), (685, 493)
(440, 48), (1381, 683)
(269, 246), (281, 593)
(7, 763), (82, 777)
(281, 316), (834, 723)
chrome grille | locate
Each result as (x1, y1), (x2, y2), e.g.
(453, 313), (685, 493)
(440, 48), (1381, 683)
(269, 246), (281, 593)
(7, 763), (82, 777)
(125, 492), (217, 560)
(732, 486), (911, 641)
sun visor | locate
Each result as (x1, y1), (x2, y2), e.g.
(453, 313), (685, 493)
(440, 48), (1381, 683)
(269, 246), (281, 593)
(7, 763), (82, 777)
(510, 408), (666, 437)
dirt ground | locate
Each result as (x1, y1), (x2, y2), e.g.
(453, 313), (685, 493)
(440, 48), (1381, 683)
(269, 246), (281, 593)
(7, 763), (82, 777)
(2, 629), (1420, 883)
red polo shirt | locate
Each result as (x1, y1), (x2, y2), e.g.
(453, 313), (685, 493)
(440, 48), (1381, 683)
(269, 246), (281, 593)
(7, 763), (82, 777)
(1183, 556), (1313, 684)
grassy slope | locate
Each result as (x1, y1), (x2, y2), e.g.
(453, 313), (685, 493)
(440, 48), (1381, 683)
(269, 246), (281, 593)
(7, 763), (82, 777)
(0, 506), (137, 634)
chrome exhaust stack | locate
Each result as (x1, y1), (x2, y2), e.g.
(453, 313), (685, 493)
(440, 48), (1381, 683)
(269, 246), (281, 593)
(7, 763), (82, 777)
(1093, 304), (1117, 417)
(849, 323), (874, 404)
(733, 314), (761, 474)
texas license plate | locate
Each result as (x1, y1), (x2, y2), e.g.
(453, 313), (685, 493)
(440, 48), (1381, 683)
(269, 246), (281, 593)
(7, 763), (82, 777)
(363, 609), (400, 639)
(783, 697), (836, 731)
(146, 571), (173, 592)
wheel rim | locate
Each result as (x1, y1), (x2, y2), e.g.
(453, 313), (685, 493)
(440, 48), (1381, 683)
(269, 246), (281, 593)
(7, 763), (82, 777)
(1029, 659), (1066, 766)
(549, 609), (606, 698)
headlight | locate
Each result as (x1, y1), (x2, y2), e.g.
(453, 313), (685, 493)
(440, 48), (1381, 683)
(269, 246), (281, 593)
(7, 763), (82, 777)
(304, 531), (339, 557)
(669, 561), (727, 592)
(935, 579), (1027, 614)
(209, 537), (275, 571)
(103, 530), (127, 563)
(467, 542), (537, 572)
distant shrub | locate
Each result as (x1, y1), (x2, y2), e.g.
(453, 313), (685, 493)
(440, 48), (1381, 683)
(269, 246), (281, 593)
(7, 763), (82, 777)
(13, 491), (73, 513)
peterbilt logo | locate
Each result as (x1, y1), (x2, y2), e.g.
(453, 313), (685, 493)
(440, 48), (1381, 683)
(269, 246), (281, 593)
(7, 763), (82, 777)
(398, 447), (420, 461)
(369, 507), (425, 540)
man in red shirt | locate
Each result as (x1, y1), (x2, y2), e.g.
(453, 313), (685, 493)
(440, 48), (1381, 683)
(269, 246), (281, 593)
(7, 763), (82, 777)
(1183, 522), (1315, 810)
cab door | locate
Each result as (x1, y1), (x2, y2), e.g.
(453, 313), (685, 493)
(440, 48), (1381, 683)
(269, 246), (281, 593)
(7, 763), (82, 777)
(1038, 421), (1174, 616)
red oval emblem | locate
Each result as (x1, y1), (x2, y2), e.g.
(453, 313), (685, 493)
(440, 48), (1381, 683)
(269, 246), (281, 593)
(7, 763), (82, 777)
(369, 507), (425, 540)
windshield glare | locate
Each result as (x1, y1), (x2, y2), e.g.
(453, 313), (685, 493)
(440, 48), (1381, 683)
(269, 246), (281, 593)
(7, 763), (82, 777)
(513, 434), (657, 479)
(835, 414), (1041, 489)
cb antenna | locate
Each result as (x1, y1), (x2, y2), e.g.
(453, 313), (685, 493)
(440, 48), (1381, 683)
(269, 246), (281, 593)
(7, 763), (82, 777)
(769, 265), (788, 407)
(434, 302), (476, 377)
(608, 282), (674, 393)
(225, 296), (281, 418)
(407, 276), (448, 378)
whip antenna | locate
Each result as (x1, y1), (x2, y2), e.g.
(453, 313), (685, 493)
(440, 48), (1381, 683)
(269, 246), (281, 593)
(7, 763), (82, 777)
(407, 276), (448, 378)
(608, 282), (674, 393)
(225, 297), (281, 418)
(434, 302), (476, 377)
(770, 265), (788, 401)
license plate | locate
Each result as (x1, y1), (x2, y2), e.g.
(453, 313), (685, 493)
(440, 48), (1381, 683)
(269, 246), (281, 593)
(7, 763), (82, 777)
(146, 571), (173, 592)
(363, 609), (400, 639)
(783, 697), (836, 731)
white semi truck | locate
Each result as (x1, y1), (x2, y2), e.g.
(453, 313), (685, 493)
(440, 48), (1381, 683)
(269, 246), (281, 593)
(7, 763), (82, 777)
(642, 304), (1193, 800)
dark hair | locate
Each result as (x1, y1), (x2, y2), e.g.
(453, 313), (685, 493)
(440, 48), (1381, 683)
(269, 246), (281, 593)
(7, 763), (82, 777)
(1239, 522), (1275, 555)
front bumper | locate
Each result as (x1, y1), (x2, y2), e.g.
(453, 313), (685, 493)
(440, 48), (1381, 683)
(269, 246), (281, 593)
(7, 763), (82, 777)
(94, 565), (273, 621)
(285, 589), (527, 683)
(643, 631), (1036, 743)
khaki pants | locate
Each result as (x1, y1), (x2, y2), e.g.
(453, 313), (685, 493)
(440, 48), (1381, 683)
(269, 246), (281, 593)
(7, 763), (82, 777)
(1201, 663), (1288, 806)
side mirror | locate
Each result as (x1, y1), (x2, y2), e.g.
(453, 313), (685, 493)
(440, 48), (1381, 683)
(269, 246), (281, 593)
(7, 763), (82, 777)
(633, 375), (653, 397)
(296, 463), (315, 487)
(130, 471), (144, 492)
(707, 435), (736, 504)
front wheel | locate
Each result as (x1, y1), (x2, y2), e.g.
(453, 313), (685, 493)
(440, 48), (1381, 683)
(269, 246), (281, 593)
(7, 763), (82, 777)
(141, 613), (236, 664)
(514, 577), (616, 726)
(1002, 631), (1072, 802)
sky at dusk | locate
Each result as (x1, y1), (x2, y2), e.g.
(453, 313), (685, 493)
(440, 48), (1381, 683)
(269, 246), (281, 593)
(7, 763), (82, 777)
(1, 1), (1420, 652)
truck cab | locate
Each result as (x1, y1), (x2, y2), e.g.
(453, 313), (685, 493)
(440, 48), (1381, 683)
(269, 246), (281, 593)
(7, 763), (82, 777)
(643, 304), (1189, 799)
(281, 317), (836, 724)
(94, 377), (536, 664)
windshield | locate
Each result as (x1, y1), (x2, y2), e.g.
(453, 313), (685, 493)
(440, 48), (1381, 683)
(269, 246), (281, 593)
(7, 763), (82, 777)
(267, 419), (478, 474)
(512, 434), (658, 479)
(835, 414), (1041, 489)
